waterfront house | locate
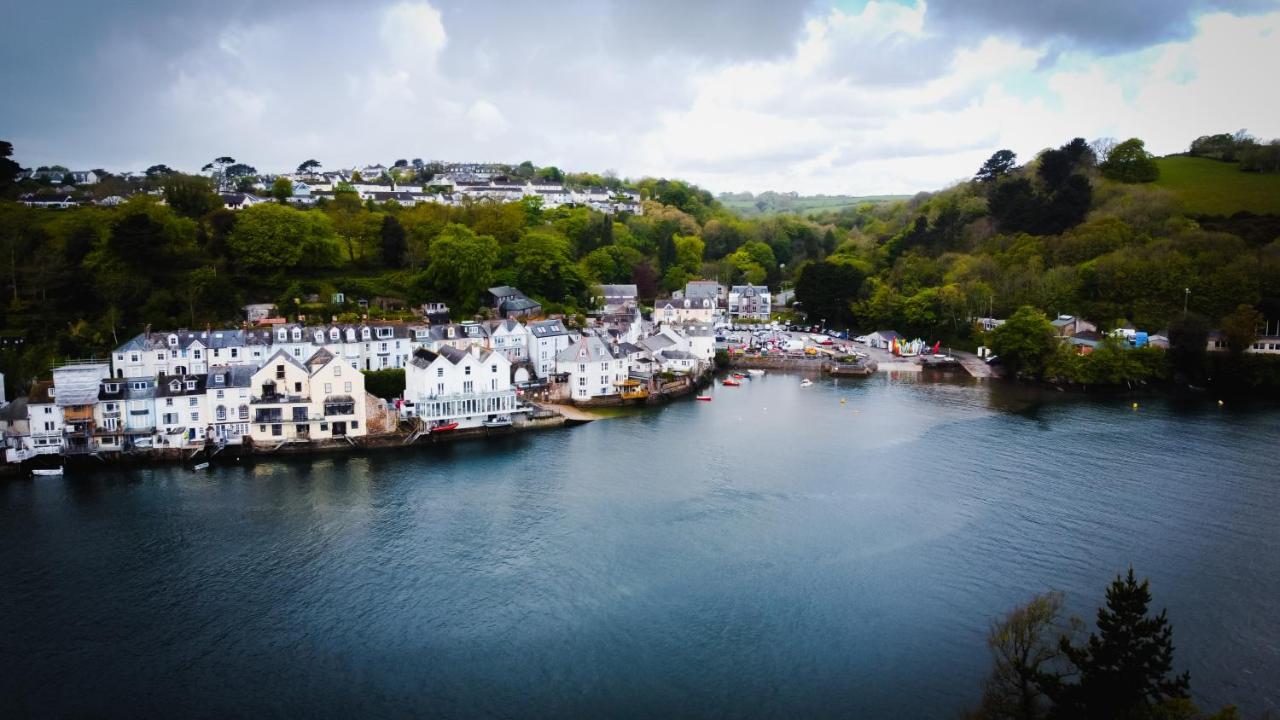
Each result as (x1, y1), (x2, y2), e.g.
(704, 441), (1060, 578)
(156, 374), (209, 448)
(596, 284), (638, 314)
(53, 363), (109, 455)
(25, 381), (61, 456)
(95, 378), (126, 453)
(425, 322), (491, 353)
(247, 350), (369, 445)
(527, 319), (574, 379)
(555, 334), (628, 402)
(123, 377), (157, 450)
(402, 346), (521, 428)
(0, 398), (31, 463)
(112, 328), (273, 378)
(728, 285), (771, 320)
(206, 365), (254, 445)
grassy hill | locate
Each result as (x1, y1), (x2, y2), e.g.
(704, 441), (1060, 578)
(1154, 156), (1280, 216)
(719, 193), (909, 218)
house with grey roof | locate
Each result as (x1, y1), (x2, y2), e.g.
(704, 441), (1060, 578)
(526, 319), (575, 378)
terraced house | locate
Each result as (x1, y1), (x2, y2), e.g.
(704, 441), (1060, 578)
(247, 350), (368, 445)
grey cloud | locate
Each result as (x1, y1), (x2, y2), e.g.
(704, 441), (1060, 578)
(925, 0), (1280, 54)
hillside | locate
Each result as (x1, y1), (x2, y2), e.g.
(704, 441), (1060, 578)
(1154, 155), (1280, 215)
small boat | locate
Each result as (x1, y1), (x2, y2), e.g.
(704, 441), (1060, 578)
(483, 416), (512, 428)
(723, 379), (741, 387)
(800, 379), (813, 387)
(31, 467), (63, 477)
(732, 372), (748, 379)
(696, 395), (712, 401)
(747, 369), (765, 377)
(192, 462), (210, 471)
(431, 422), (460, 432)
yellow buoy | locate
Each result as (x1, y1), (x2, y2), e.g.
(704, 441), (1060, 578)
(1218, 400), (1224, 406)
(840, 398), (847, 404)
(1132, 402), (1139, 409)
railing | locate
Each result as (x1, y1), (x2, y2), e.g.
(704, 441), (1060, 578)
(250, 394), (310, 404)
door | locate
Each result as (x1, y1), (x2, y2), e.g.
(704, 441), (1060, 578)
(332, 422), (347, 436)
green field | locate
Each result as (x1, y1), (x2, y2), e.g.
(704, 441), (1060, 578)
(1153, 155), (1280, 216)
(719, 193), (909, 218)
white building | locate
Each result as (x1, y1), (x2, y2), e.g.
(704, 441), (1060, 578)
(555, 334), (628, 401)
(654, 296), (717, 326)
(25, 380), (62, 455)
(490, 318), (528, 363)
(527, 319), (575, 379)
(246, 350), (369, 445)
(155, 374), (209, 448)
(402, 346), (521, 428)
(207, 365), (255, 445)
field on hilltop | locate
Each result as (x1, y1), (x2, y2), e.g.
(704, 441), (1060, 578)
(1154, 155), (1280, 216)
(719, 192), (910, 218)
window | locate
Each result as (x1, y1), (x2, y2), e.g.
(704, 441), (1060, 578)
(320, 423), (329, 432)
(436, 368), (443, 377)
(165, 398), (174, 407)
(344, 382), (352, 392)
(230, 348), (238, 358)
(334, 364), (342, 376)
(216, 406), (226, 421)
(185, 381), (196, 390)
(465, 366), (471, 375)
(380, 342), (388, 352)
(216, 389), (224, 399)
(294, 381), (302, 393)
(157, 352), (165, 360)
(579, 377), (586, 387)
(105, 403), (116, 411)
(276, 364), (285, 379)
(272, 424), (282, 436)
(188, 397), (198, 407)
(190, 412), (199, 422)
(130, 354), (139, 362)
(239, 405), (249, 420)
(325, 383), (332, 394)
(194, 350), (202, 359)
(491, 365), (497, 373)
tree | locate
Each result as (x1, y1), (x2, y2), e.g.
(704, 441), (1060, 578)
(1045, 569), (1190, 718)
(1167, 312), (1210, 381)
(297, 159), (321, 175)
(974, 592), (1065, 720)
(162, 174), (221, 219)
(424, 224), (499, 312)
(144, 164), (175, 178)
(1220, 303), (1263, 356)
(580, 245), (644, 284)
(0, 141), (23, 197)
(672, 234), (705, 275)
(1100, 139), (1159, 183)
(988, 306), (1057, 377)
(380, 214), (407, 268)
(201, 156), (236, 189)
(514, 230), (584, 302)
(393, 158), (408, 168)
(270, 177), (293, 204)
(978, 150), (1018, 184)
(226, 203), (341, 272)
(795, 259), (867, 327)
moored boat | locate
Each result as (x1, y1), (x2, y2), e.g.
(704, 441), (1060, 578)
(800, 379), (813, 387)
(747, 369), (765, 377)
(483, 416), (513, 428)
(192, 462), (210, 471)
(431, 422), (460, 432)
(723, 379), (741, 387)
(31, 467), (63, 477)
(696, 395), (712, 401)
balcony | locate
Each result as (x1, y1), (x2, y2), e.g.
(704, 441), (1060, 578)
(250, 394), (310, 405)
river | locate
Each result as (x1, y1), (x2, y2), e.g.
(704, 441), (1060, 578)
(2, 374), (1278, 718)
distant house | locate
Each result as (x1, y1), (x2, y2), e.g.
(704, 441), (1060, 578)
(683, 280), (725, 302)
(243, 303), (277, 324)
(728, 285), (771, 320)
(1207, 330), (1280, 354)
(421, 302), (450, 325)
(653, 296), (717, 326)
(21, 195), (79, 209)
(555, 333), (628, 401)
(596, 284), (638, 313)
(487, 286), (542, 319)
(1050, 315), (1097, 337)
(220, 193), (266, 211)
(1068, 331), (1105, 354)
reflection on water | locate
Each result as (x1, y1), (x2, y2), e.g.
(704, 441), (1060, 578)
(2, 374), (1278, 718)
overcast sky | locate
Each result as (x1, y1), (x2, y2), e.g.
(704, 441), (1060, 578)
(4, 0), (1279, 195)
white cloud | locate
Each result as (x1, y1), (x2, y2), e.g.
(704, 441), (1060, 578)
(380, 2), (448, 70)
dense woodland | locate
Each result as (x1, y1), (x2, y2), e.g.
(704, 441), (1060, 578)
(1, 131), (1279, 398)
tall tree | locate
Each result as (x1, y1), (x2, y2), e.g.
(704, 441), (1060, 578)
(989, 306), (1057, 377)
(977, 150), (1018, 183)
(296, 159), (321, 175)
(380, 214), (407, 268)
(424, 224), (499, 312)
(163, 174), (221, 219)
(270, 177), (293, 204)
(1221, 303), (1263, 356)
(974, 592), (1065, 720)
(0, 141), (23, 198)
(1045, 569), (1190, 718)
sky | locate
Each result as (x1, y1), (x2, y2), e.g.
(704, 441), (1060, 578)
(3, 0), (1279, 195)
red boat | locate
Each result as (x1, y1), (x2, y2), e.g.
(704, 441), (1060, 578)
(431, 422), (459, 432)
(696, 395), (712, 401)
(723, 379), (741, 387)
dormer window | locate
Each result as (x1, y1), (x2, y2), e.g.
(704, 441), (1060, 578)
(185, 381), (196, 391)
(361, 328), (371, 340)
(170, 381), (180, 392)
(277, 330), (287, 341)
(291, 329), (301, 341)
(377, 327), (392, 338)
(167, 334), (178, 347)
(330, 329), (340, 341)
(214, 375), (224, 384)
(346, 329), (356, 342)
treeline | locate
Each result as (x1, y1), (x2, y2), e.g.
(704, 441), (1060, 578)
(1188, 131), (1280, 173)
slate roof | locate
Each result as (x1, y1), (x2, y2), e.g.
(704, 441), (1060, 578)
(528, 320), (569, 337)
(207, 365), (255, 388)
(156, 374), (208, 397)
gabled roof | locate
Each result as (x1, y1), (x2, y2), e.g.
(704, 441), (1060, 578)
(599, 284), (638, 298)
(259, 349), (309, 374)
(556, 334), (619, 364)
(27, 380), (54, 405)
(528, 319), (569, 337)
(488, 286), (523, 298)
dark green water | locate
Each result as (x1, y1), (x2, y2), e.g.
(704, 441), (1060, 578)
(2, 374), (1278, 718)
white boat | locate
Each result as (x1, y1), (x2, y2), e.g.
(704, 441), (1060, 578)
(483, 416), (513, 428)
(31, 467), (63, 477)
(747, 369), (765, 377)
(800, 379), (813, 387)
(192, 462), (210, 471)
